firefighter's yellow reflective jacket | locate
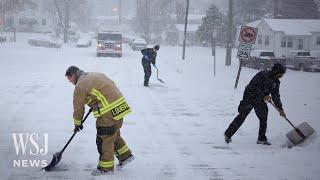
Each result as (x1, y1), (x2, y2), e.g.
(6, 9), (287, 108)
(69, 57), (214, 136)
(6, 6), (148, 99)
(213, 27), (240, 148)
(73, 72), (131, 125)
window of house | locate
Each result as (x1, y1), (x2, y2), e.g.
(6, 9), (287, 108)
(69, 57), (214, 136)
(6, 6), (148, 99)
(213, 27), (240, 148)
(287, 37), (293, 48)
(317, 37), (320, 46)
(281, 37), (286, 47)
(258, 35), (262, 44)
(265, 36), (269, 46)
(42, 19), (46, 25)
(298, 39), (303, 50)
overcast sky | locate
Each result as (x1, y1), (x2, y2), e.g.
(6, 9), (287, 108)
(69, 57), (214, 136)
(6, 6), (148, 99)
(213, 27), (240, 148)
(90, 0), (229, 18)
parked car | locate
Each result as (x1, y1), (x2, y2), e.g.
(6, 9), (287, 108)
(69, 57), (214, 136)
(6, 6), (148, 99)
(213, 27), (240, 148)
(87, 32), (96, 39)
(246, 50), (286, 70)
(122, 35), (134, 44)
(131, 38), (147, 51)
(28, 38), (62, 48)
(76, 37), (92, 47)
(128, 36), (138, 47)
(0, 36), (7, 42)
(285, 50), (320, 71)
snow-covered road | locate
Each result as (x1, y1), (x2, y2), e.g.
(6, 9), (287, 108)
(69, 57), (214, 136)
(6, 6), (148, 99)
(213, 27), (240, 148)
(0, 33), (320, 180)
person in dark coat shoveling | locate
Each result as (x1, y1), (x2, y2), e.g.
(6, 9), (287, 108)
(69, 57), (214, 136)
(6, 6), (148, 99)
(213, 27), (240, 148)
(224, 63), (287, 145)
(141, 45), (160, 87)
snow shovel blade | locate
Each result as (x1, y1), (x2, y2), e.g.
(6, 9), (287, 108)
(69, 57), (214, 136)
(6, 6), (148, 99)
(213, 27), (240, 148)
(154, 66), (166, 84)
(42, 151), (62, 171)
(286, 122), (315, 145)
(157, 78), (166, 84)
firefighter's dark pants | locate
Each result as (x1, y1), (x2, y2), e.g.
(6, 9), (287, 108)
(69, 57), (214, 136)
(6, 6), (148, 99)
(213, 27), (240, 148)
(225, 95), (268, 141)
(142, 61), (151, 85)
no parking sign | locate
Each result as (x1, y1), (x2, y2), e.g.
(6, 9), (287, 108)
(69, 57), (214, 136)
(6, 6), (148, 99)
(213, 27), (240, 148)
(238, 26), (258, 44)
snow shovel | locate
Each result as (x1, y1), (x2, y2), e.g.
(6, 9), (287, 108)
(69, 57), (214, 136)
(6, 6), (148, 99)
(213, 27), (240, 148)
(153, 65), (166, 84)
(269, 101), (315, 145)
(42, 108), (92, 171)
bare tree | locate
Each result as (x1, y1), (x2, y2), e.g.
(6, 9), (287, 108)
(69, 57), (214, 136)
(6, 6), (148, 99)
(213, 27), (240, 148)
(134, 0), (150, 40)
(53, 0), (70, 43)
(46, 0), (89, 43)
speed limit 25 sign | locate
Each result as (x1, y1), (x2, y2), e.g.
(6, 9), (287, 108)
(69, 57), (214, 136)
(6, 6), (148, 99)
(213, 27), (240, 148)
(236, 43), (252, 60)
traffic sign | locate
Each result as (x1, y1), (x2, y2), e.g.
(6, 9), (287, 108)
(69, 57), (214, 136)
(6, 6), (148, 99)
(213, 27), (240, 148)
(238, 26), (258, 44)
(236, 43), (252, 60)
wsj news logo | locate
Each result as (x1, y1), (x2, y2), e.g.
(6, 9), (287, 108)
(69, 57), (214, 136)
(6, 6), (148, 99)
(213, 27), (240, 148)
(12, 133), (48, 168)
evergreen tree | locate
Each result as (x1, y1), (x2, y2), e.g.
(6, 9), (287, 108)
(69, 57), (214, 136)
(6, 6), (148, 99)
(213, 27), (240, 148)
(197, 3), (226, 45)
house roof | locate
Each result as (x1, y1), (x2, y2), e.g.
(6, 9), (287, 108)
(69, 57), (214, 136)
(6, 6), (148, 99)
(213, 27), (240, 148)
(246, 19), (262, 28)
(187, 14), (205, 21)
(247, 19), (320, 36)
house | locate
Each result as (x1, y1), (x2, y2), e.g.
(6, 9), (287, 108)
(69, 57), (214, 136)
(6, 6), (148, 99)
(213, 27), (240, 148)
(170, 13), (204, 24)
(238, 19), (320, 57)
(175, 24), (201, 46)
(5, 8), (52, 33)
(165, 13), (204, 46)
(165, 24), (201, 46)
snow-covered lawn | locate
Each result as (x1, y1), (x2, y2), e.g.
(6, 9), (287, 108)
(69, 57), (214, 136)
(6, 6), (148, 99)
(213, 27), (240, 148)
(0, 33), (319, 180)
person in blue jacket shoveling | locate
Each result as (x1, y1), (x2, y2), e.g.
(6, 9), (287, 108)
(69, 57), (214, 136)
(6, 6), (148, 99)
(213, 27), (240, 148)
(141, 45), (160, 87)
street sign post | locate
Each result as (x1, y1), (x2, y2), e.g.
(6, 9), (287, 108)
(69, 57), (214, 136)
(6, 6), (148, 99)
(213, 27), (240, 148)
(234, 26), (258, 89)
(212, 31), (217, 76)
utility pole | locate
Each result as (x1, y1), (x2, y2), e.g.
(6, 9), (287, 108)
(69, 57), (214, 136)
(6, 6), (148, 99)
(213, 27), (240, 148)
(212, 31), (217, 76)
(225, 0), (233, 66)
(63, 0), (70, 43)
(10, 0), (16, 42)
(182, 0), (189, 60)
(274, 0), (279, 18)
(136, 0), (141, 35)
(145, 0), (150, 41)
(1, 0), (3, 38)
(119, 0), (122, 24)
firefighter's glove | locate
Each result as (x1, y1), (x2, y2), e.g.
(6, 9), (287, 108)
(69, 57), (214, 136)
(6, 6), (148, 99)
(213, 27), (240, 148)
(264, 95), (272, 102)
(74, 124), (83, 133)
